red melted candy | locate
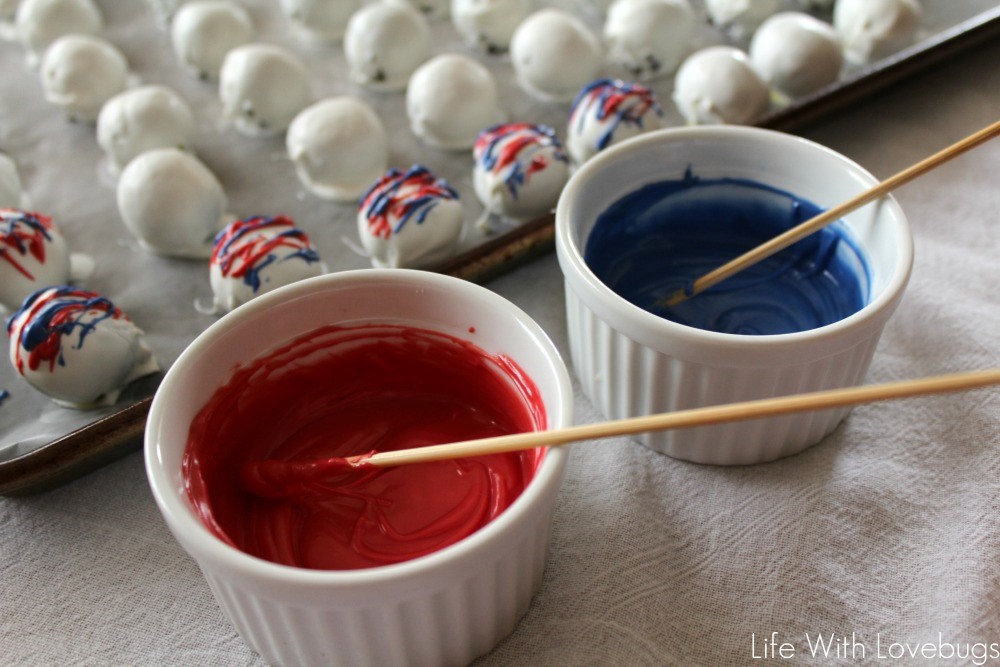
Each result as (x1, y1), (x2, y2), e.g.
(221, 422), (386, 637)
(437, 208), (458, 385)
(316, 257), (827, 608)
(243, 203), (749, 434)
(183, 324), (547, 571)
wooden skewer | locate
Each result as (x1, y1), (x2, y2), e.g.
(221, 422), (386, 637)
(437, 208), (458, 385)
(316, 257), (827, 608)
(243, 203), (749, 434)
(659, 118), (1000, 308)
(244, 368), (1000, 490)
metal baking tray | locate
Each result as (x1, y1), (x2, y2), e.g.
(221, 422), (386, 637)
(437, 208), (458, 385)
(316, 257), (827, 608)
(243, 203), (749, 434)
(2, 0), (998, 495)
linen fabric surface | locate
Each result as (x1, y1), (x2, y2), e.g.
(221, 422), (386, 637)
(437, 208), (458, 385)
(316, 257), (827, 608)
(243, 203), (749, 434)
(2, 29), (1000, 667)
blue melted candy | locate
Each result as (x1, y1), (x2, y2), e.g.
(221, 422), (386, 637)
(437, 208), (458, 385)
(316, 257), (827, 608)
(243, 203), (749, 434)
(584, 174), (870, 336)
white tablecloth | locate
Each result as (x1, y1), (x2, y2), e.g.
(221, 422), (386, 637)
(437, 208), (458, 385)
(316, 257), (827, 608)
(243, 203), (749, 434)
(3, 25), (1000, 667)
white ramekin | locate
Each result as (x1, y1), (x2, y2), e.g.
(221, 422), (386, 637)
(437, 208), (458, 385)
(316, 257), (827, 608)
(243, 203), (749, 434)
(555, 126), (913, 465)
(145, 269), (573, 666)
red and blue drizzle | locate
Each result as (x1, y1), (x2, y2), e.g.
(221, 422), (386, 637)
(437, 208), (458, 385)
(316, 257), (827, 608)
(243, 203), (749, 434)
(211, 215), (321, 293)
(359, 166), (458, 240)
(568, 78), (663, 153)
(7, 287), (125, 374)
(473, 123), (567, 200)
(1, 209), (56, 281)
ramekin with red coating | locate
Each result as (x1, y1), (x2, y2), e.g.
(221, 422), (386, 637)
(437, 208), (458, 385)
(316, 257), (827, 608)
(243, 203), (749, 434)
(145, 269), (572, 666)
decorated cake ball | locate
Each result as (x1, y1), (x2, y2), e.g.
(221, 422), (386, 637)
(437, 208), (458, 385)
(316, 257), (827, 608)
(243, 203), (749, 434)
(7, 286), (159, 408)
(279, 0), (360, 43)
(219, 43), (312, 137)
(117, 148), (227, 258)
(0, 210), (71, 312)
(450, 0), (529, 54)
(0, 153), (27, 210)
(749, 12), (843, 99)
(567, 79), (665, 165)
(673, 46), (770, 125)
(15, 0), (102, 63)
(510, 9), (603, 103)
(97, 85), (196, 176)
(343, 0), (431, 91)
(406, 54), (505, 150)
(286, 97), (389, 202)
(834, 0), (922, 64)
(604, 0), (694, 81)
(40, 34), (128, 122)
(209, 215), (327, 313)
(171, 0), (253, 82)
(473, 123), (570, 223)
(357, 165), (463, 269)
(705, 0), (781, 39)
(403, 0), (448, 20)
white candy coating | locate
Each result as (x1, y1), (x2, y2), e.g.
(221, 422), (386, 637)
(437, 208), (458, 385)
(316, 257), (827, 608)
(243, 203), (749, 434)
(280, 0), (361, 43)
(286, 96), (389, 202)
(0, 153), (26, 209)
(171, 1), (253, 81)
(750, 12), (842, 99)
(403, 0), (448, 20)
(473, 123), (570, 222)
(673, 46), (769, 125)
(450, 0), (528, 53)
(705, 0), (780, 39)
(219, 43), (312, 137)
(406, 54), (504, 151)
(40, 34), (128, 122)
(97, 85), (196, 176)
(209, 215), (327, 313)
(7, 286), (159, 408)
(510, 9), (603, 102)
(604, 0), (694, 81)
(0, 210), (70, 311)
(15, 0), (102, 61)
(834, 0), (922, 63)
(117, 148), (227, 258)
(567, 79), (665, 165)
(357, 166), (463, 269)
(343, 0), (431, 91)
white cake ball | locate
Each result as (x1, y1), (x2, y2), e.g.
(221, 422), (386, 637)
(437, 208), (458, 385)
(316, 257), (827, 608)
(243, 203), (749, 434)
(406, 54), (504, 150)
(402, 0), (448, 20)
(117, 148), (227, 258)
(286, 96), (389, 202)
(0, 152), (27, 209)
(171, 1), (253, 82)
(567, 79), (665, 165)
(219, 43), (312, 137)
(209, 215), (327, 313)
(673, 46), (769, 125)
(834, 0), (921, 63)
(510, 9), (603, 103)
(705, 0), (780, 39)
(750, 12), (842, 99)
(7, 286), (159, 408)
(97, 86), (196, 176)
(344, 0), (431, 91)
(473, 123), (570, 222)
(450, 0), (529, 54)
(604, 0), (694, 81)
(280, 0), (361, 43)
(15, 0), (102, 62)
(0, 210), (71, 311)
(357, 165), (463, 269)
(40, 34), (128, 122)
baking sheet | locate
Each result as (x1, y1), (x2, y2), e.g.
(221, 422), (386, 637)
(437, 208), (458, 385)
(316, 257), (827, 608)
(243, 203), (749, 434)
(1, 0), (998, 493)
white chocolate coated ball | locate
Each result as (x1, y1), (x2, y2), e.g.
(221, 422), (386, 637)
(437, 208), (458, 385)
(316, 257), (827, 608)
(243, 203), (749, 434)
(510, 9), (603, 102)
(673, 46), (769, 125)
(219, 43), (312, 137)
(286, 96), (389, 202)
(40, 34), (128, 122)
(0, 210), (71, 311)
(567, 79), (665, 165)
(406, 54), (504, 150)
(450, 0), (529, 54)
(171, 0), (253, 81)
(604, 0), (695, 81)
(750, 12), (842, 99)
(117, 148), (227, 258)
(15, 0), (102, 61)
(343, 0), (431, 91)
(834, 0), (922, 63)
(97, 85), (196, 175)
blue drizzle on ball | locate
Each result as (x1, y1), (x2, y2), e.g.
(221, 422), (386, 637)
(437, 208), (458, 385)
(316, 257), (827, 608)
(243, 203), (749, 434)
(584, 171), (870, 335)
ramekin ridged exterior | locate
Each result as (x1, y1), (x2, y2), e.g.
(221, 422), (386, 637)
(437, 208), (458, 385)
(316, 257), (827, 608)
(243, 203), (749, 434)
(145, 269), (572, 666)
(556, 126), (912, 465)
